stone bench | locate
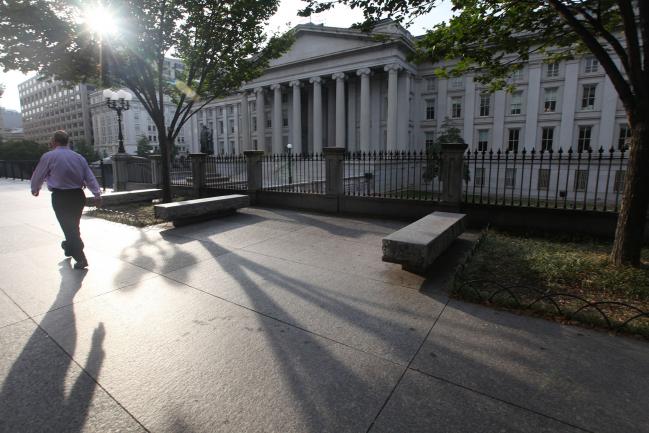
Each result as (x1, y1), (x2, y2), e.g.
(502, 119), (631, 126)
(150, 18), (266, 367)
(382, 211), (466, 273)
(85, 189), (161, 207)
(154, 194), (249, 226)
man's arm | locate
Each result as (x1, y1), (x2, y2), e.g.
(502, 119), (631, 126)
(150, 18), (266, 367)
(30, 154), (50, 196)
(82, 163), (102, 207)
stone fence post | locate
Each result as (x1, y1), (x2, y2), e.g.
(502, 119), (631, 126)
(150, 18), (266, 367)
(150, 154), (162, 187)
(440, 142), (468, 207)
(323, 147), (345, 196)
(244, 150), (265, 204)
(112, 153), (133, 192)
(189, 153), (206, 197)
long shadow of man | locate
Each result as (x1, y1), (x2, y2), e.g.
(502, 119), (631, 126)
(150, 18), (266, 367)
(0, 259), (105, 433)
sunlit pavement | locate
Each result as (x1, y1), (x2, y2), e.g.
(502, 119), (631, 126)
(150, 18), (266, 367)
(1, 178), (647, 433)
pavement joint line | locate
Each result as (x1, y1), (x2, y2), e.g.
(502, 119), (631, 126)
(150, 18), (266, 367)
(365, 299), (451, 433)
(407, 367), (596, 433)
(158, 272), (409, 369)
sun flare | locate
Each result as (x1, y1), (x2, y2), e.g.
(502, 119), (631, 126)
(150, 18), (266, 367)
(83, 4), (117, 36)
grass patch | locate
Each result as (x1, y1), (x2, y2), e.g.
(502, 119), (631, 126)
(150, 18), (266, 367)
(454, 230), (649, 338)
(85, 201), (164, 227)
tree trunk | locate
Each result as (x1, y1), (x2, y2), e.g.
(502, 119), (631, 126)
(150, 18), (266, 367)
(610, 117), (649, 266)
(159, 130), (172, 203)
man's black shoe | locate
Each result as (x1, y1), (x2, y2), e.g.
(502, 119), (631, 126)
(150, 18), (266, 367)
(73, 260), (88, 269)
(61, 241), (72, 257)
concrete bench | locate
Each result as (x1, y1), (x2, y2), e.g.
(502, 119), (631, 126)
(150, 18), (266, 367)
(154, 194), (249, 226)
(382, 211), (466, 273)
(85, 189), (161, 207)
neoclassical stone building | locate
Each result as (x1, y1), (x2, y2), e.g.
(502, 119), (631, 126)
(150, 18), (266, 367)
(191, 20), (629, 157)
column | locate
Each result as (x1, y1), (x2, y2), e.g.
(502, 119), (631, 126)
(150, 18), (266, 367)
(310, 76), (323, 154)
(357, 68), (371, 153)
(222, 105), (229, 153)
(524, 64), (541, 150)
(385, 64), (401, 152)
(290, 80), (302, 151)
(559, 60), (580, 149)
(240, 91), (251, 151)
(332, 72), (346, 148)
(255, 87), (266, 151)
(271, 84), (283, 154)
(211, 106), (218, 154)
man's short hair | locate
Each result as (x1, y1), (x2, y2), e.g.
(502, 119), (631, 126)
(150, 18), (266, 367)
(52, 130), (69, 146)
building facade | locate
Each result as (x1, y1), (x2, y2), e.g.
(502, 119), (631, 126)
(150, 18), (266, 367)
(89, 88), (195, 157)
(18, 76), (94, 145)
(188, 21), (629, 158)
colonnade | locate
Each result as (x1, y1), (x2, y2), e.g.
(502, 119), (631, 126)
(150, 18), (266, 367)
(237, 62), (407, 155)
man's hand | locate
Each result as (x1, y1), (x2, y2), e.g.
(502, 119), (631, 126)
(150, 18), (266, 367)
(31, 190), (39, 197)
(94, 196), (103, 208)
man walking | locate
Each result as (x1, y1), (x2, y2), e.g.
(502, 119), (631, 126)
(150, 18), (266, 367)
(31, 130), (102, 269)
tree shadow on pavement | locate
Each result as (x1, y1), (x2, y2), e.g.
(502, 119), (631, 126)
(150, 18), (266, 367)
(0, 259), (106, 433)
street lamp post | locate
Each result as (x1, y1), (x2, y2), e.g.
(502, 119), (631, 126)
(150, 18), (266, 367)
(286, 143), (293, 184)
(103, 89), (132, 153)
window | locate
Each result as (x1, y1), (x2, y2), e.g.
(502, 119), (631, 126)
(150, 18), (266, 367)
(425, 99), (435, 120)
(281, 93), (288, 104)
(618, 124), (631, 151)
(510, 91), (523, 115)
(425, 132), (435, 148)
(537, 168), (551, 190)
(505, 168), (516, 189)
(573, 170), (589, 191)
(585, 56), (599, 73)
(474, 168), (485, 187)
(424, 75), (437, 92)
(479, 93), (490, 117)
(507, 128), (520, 152)
(581, 84), (597, 110)
(451, 97), (462, 118)
(219, 121), (224, 134)
(229, 119), (235, 133)
(252, 117), (257, 132)
(614, 170), (626, 193)
(477, 129), (489, 151)
(266, 118), (272, 128)
(510, 68), (523, 81)
(450, 76), (464, 90)
(541, 127), (554, 152)
(543, 87), (558, 112)
(578, 126), (592, 152)
(282, 110), (288, 127)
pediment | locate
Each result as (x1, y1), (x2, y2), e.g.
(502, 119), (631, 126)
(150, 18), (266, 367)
(269, 29), (387, 67)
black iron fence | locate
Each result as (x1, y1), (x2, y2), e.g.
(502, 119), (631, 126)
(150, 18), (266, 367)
(463, 147), (628, 212)
(170, 157), (192, 187)
(0, 160), (38, 180)
(205, 155), (247, 190)
(126, 157), (152, 184)
(344, 151), (443, 201)
(261, 153), (325, 193)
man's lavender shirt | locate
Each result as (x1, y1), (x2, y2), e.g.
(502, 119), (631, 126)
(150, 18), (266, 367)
(31, 146), (102, 197)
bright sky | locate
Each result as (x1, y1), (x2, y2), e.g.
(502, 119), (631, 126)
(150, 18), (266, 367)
(0, 0), (453, 113)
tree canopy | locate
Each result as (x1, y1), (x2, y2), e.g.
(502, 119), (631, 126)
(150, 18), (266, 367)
(1, 0), (293, 202)
(301, 0), (648, 266)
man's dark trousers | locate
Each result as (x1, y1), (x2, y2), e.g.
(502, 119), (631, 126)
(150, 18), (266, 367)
(51, 188), (87, 264)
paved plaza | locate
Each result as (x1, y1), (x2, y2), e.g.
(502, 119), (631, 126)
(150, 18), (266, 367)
(0, 178), (648, 433)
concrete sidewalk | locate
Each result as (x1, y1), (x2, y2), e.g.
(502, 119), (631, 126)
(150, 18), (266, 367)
(0, 178), (647, 433)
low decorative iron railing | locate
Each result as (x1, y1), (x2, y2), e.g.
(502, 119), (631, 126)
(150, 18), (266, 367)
(0, 160), (38, 180)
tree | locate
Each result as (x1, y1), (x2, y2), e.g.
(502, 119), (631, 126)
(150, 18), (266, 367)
(301, 0), (649, 266)
(136, 136), (153, 157)
(423, 117), (464, 182)
(0, 140), (48, 160)
(1, 0), (293, 203)
(73, 139), (100, 163)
